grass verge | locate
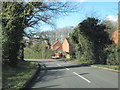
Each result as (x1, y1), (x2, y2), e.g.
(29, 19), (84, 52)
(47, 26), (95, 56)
(68, 60), (120, 71)
(25, 58), (71, 61)
(2, 61), (38, 89)
(68, 60), (91, 64)
(93, 64), (120, 70)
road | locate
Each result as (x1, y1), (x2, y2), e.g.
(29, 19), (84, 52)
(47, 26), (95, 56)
(29, 60), (118, 88)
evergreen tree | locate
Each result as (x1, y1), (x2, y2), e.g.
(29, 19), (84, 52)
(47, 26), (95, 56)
(70, 17), (112, 64)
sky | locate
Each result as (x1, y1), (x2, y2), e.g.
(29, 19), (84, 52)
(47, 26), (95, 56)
(55, 2), (118, 28)
(25, 2), (118, 32)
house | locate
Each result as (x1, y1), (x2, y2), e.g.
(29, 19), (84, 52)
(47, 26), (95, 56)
(111, 30), (120, 45)
(111, 11), (120, 45)
(51, 38), (74, 58)
(50, 40), (63, 57)
(62, 38), (74, 58)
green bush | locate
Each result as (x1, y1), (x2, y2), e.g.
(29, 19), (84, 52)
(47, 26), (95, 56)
(69, 27), (94, 64)
(24, 42), (54, 59)
(106, 45), (120, 65)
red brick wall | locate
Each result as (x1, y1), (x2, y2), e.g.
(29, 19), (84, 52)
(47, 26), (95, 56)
(51, 41), (62, 52)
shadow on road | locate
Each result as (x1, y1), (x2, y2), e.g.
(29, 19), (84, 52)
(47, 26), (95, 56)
(28, 62), (90, 88)
(45, 64), (90, 70)
(39, 85), (60, 88)
(29, 65), (66, 88)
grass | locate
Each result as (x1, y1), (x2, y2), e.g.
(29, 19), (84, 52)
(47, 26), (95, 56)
(68, 60), (120, 71)
(68, 59), (91, 64)
(2, 61), (38, 89)
(94, 64), (120, 70)
(25, 58), (71, 61)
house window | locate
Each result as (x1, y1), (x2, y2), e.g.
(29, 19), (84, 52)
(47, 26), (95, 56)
(58, 49), (63, 53)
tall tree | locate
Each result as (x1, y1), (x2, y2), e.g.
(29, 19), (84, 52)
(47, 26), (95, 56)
(70, 17), (112, 64)
(2, 2), (77, 66)
(2, 2), (26, 66)
(79, 18), (112, 64)
(102, 20), (117, 37)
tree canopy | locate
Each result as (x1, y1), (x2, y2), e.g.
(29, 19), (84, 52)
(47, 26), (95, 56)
(2, 2), (77, 66)
(70, 17), (112, 64)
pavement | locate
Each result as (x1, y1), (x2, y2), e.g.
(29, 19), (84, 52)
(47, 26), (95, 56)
(28, 60), (119, 88)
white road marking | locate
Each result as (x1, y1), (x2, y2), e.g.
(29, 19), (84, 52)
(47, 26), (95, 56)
(73, 72), (91, 83)
(65, 68), (70, 70)
(57, 64), (61, 66)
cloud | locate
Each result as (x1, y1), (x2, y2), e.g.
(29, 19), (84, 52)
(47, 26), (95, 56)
(106, 15), (117, 22)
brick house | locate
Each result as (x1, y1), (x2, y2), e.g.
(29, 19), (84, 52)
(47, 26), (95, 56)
(51, 38), (74, 58)
(62, 38), (74, 58)
(111, 30), (120, 45)
(50, 40), (63, 57)
(111, 11), (120, 45)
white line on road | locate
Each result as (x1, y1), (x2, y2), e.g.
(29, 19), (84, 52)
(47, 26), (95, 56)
(57, 64), (61, 66)
(73, 72), (91, 83)
(65, 68), (70, 70)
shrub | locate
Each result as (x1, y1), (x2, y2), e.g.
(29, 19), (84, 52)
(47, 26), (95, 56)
(24, 42), (54, 59)
(106, 45), (120, 65)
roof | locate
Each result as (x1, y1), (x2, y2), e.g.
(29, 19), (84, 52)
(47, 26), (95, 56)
(51, 40), (60, 47)
(65, 38), (70, 43)
(63, 38), (71, 46)
(53, 46), (60, 51)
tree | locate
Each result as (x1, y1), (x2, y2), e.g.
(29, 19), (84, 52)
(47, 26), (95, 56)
(70, 17), (112, 64)
(2, 2), (25, 66)
(102, 20), (117, 37)
(42, 26), (74, 44)
(79, 17), (112, 64)
(70, 26), (94, 63)
(24, 42), (54, 59)
(2, 2), (77, 67)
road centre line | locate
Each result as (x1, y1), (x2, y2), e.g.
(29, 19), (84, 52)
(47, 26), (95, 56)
(65, 68), (70, 70)
(73, 72), (91, 83)
(57, 63), (70, 70)
(57, 64), (61, 66)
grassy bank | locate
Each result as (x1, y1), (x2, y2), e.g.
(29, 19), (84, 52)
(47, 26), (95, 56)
(68, 60), (119, 71)
(68, 60), (91, 64)
(93, 64), (120, 70)
(25, 58), (71, 61)
(2, 61), (38, 89)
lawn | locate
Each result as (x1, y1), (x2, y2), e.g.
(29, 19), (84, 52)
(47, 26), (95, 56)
(2, 61), (38, 89)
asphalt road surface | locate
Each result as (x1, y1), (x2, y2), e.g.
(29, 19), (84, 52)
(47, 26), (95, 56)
(29, 60), (118, 88)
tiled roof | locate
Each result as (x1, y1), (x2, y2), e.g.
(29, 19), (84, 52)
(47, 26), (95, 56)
(51, 41), (60, 47)
(53, 46), (60, 51)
